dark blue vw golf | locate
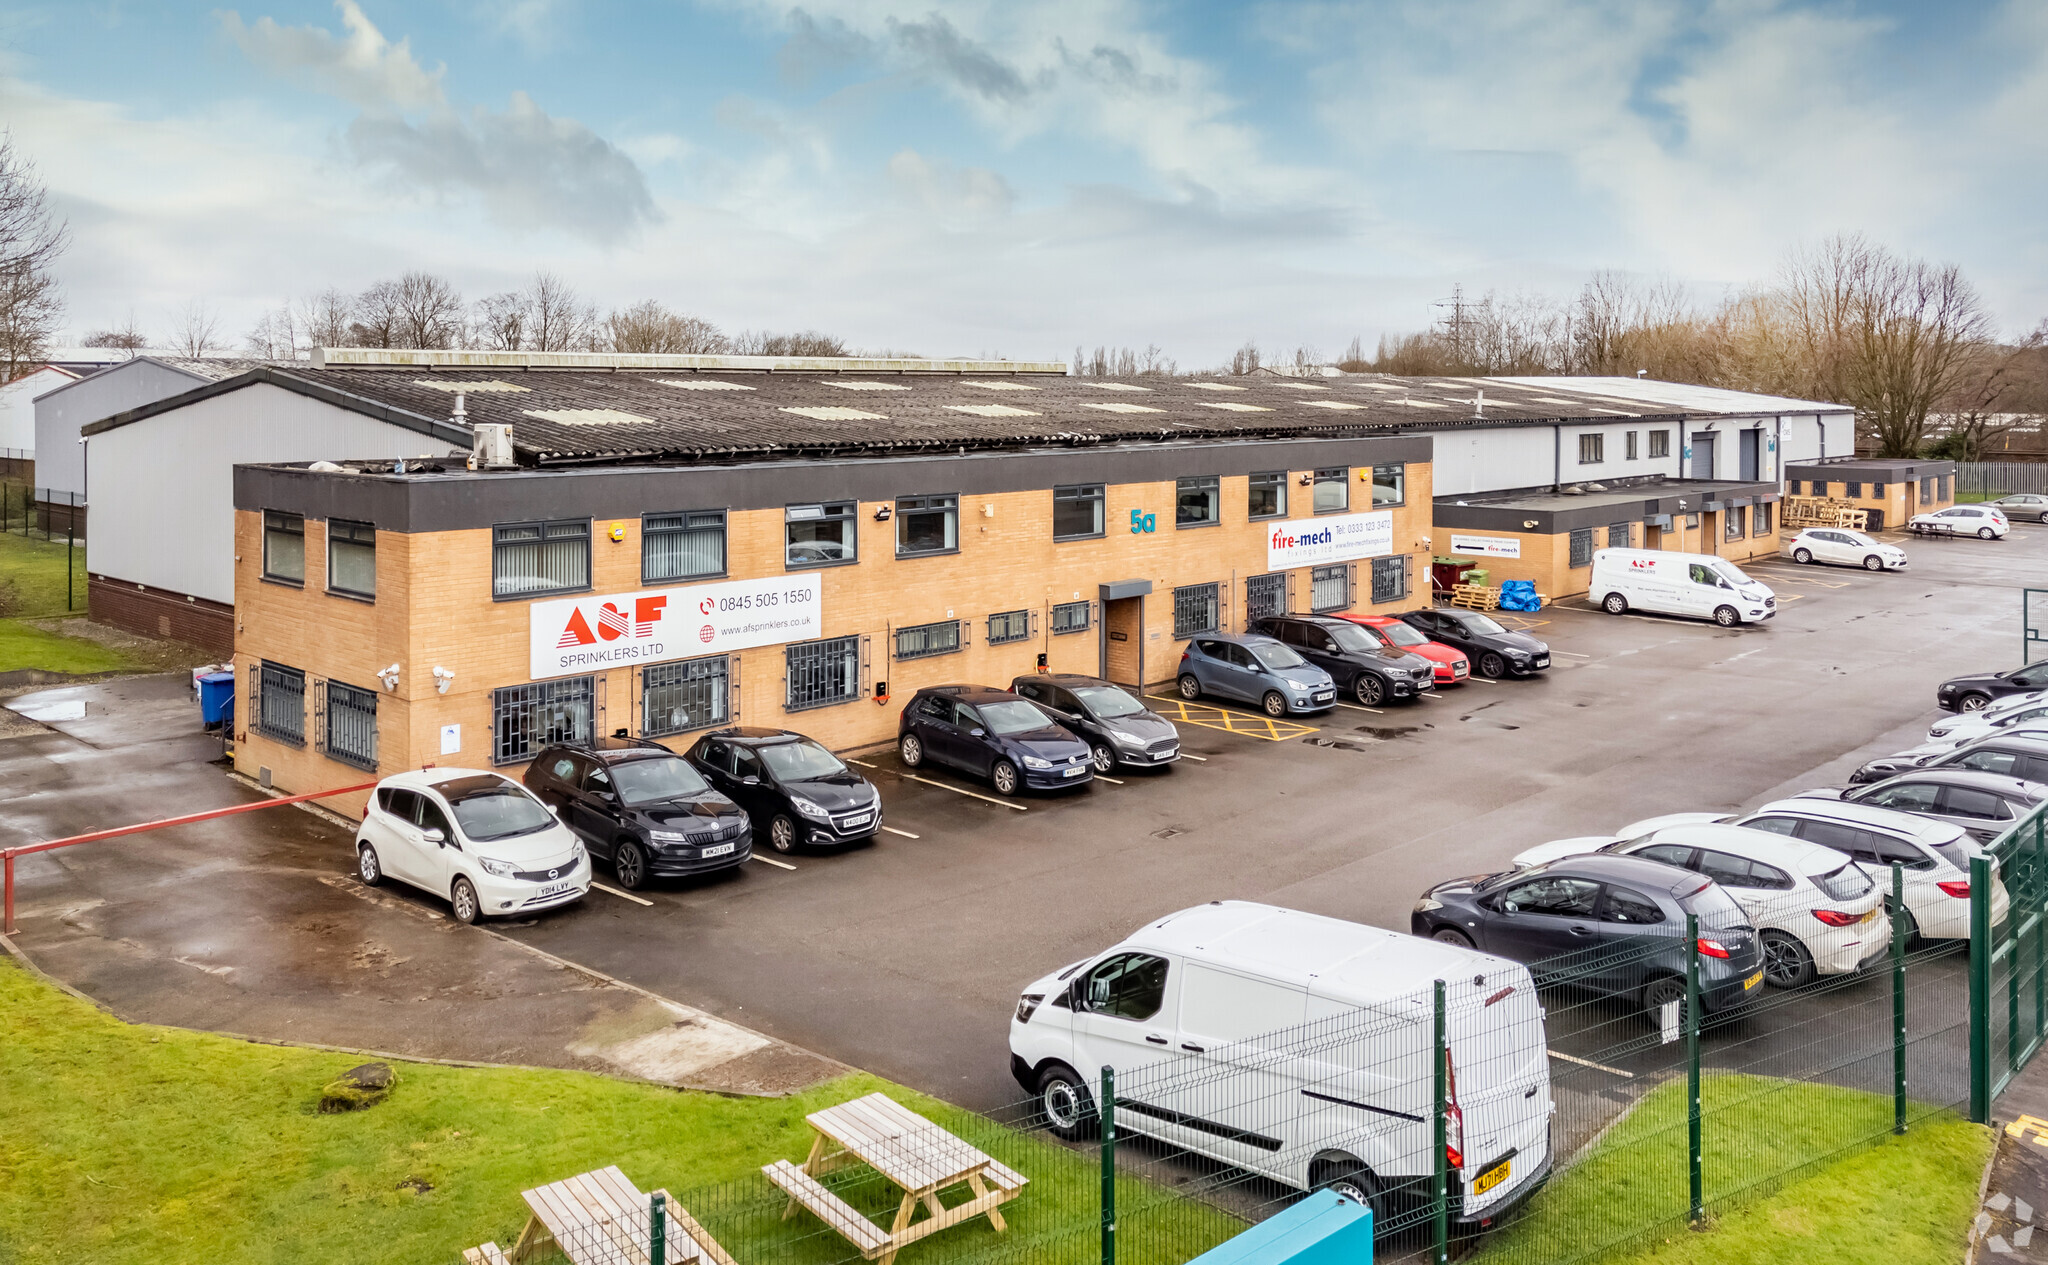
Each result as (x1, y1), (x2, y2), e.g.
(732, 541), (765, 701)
(897, 684), (1095, 796)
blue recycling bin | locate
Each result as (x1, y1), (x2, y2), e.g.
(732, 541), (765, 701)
(198, 672), (236, 728)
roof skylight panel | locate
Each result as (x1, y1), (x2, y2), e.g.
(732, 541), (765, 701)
(413, 379), (530, 393)
(1079, 401), (1165, 413)
(946, 404), (1040, 417)
(654, 378), (756, 391)
(523, 408), (656, 426)
(823, 380), (911, 391)
(781, 406), (889, 421)
(959, 380), (1040, 391)
(1197, 402), (1274, 412)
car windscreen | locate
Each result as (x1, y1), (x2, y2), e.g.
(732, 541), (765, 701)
(979, 700), (1053, 735)
(1072, 685), (1146, 719)
(444, 784), (555, 842)
(1711, 562), (1753, 587)
(1813, 861), (1875, 901)
(610, 756), (712, 804)
(1376, 621), (1428, 647)
(1250, 642), (1308, 670)
(1840, 531), (1874, 546)
(1459, 613), (1508, 635)
(759, 739), (846, 782)
(1680, 883), (1750, 929)
(1327, 625), (1381, 654)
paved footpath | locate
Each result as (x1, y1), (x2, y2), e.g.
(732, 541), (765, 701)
(1975, 1058), (2048, 1260)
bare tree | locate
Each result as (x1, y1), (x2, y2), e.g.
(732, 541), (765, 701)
(0, 133), (69, 381)
(1228, 341), (1261, 375)
(523, 272), (595, 352)
(349, 279), (404, 348)
(170, 301), (223, 357)
(296, 289), (351, 350)
(603, 299), (726, 354)
(242, 304), (304, 359)
(1928, 321), (2048, 461)
(82, 318), (148, 355)
(731, 329), (847, 357)
(472, 291), (528, 351)
(389, 271), (464, 349)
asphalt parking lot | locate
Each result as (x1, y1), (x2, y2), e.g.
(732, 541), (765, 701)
(2, 523), (2040, 1121)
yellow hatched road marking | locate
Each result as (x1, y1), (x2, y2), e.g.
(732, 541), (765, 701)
(1146, 696), (1319, 741)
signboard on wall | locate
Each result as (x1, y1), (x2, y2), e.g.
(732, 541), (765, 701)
(529, 576), (822, 681)
(1449, 534), (1522, 559)
(1266, 510), (1395, 570)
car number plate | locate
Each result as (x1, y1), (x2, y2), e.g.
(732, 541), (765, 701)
(1473, 1158), (1511, 1196)
(701, 842), (737, 857)
(537, 882), (575, 897)
(1313, 691), (1334, 701)
(840, 812), (871, 828)
(1744, 970), (1763, 990)
(1534, 656), (1549, 667)
(1063, 765), (1087, 777)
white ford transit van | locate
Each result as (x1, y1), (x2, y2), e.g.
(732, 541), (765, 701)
(1588, 548), (1776, 626)
(1008, 902), (1553, 1230)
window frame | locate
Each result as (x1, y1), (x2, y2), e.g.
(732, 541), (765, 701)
(642, 509), (729, 584)
(252, 660), (307, 745)
(785, 635), (863, 711)
(1648, 429), (1671, 459)
(1568, 527), (1595, 568)
(986, 609), (1033, 645)
(262, 510), (305, 586)
(1247, 471), (1288, 521)
(1369, 555), (1408, 605)
(491, 518), (592, 601)
(1753, 501), (1773, 536)
(785, 501), (860, 571)
(1172, 583), (1220, 639)
(322, 678), (378, 771)
(1370, 463), (1405, 508)
(1246, 572), (1286, 624)
(1577, 433), (1605, 465)
(1625, 430), (1639, 461)
(893, 619), (964, 661)
(894, 493), (960, 558)
(324, 517), (376, 600)
(1310, 564), (1351, 613)
(1052, 484), (1106, 541)
(640, 654), (731, 737)
(1175, 475), (1221, 529)
(1312, 467), (1349, 515)
(1051, 600), (1092, 635)
(1725, 505), (1747, 541)
(490, 676), (595, 765)
(1606, 522), (1631, 549)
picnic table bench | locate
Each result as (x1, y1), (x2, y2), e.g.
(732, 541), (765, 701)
(466, 1165), (736, 1265)
(763, 1093), (1027, 1265)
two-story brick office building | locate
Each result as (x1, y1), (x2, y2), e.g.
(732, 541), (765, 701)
(226, 357), (1442, 812)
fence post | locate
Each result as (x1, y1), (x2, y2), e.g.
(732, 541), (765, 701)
(1432, 978), (1449, 1265)
(66, 492), (74, 611)
(649, 1191), (665, 1265)
(1971, 853), (1994, 1123)
(1686, 913), (1703, 1224)
(1892, 862), (1907, 1135)
(1100, 1065), (1116, 1265)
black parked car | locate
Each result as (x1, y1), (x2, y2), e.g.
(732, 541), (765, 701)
(1411, 854), (1764, 1021)
(1010, 674), (1180, 773)
(686, 727), (882, 853)
(1251, 613), (1435, 705)
(522, 739), (752, 888)
(1401, 607), (1552, 679)
(898, 685), (1094, 795)
(1853, 733), (2048, 785)
(1937, 662), (2048, 712)
(1803, 769), (2048, 844)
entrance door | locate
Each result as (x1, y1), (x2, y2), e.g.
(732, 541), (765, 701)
(1690, 433), (1717, 479)
(1104, 597), (1143, 688)
(1738, 430), (1760, 481)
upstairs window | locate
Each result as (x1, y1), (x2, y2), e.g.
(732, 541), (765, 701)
(1053, 484), (1105, 540)
(1371, 463), (1405, 507)
(896, 494), (959, 556)
(644, 510), (726, 582)
(1248, 471), (1287, 520)
(263, 511), (304, 584)
(1176, 476), (1220, 528)
(1313, 468), (1349, 513)
(787, 502), (857, 568)
(493, 519), (590, 598)
(1648, 430), (1671, 459)
(1578, 433), (1604, 464)
(326, 519), (375, 598)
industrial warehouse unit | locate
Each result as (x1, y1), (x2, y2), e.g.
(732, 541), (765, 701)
(1784, 456), (1957, 531)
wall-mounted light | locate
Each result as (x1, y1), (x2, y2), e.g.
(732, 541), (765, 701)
(1522, 519), (1539, 530)
(873, 506), (893, 521)
(432, 665), (455, 695)
(1297, 473), (1313, 486)
(378, 663), (401, 692)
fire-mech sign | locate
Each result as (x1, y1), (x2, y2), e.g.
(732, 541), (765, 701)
(529, 577), (823, 681)
(1266, 510), (1395, 569)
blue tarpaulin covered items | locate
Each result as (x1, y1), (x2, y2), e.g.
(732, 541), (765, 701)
(1182, 1189), (1372, 1265)
(1499, 580), (1542, 612)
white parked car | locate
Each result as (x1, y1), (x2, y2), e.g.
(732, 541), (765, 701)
(1782, 528), (1907, 571)
(355, 769), (589, 924)
(1908, 505), (2008, 539)
(1929, 691), (2048, 742)
(1510, 824), (1885, 987)
(1589, 548), (1776, 627)
(1008, 902), (1553, 1230)
(1615, 800), (2007, 942)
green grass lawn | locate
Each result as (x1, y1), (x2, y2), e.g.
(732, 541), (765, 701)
(0, 957), (1239, 1265)
(1474, 1074), (1992, 1265)
(0, 618), (138, 674)
(0, 527), (87, 618)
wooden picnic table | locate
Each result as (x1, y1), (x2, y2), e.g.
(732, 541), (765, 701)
(487, 1165), (736, 1265)
(764, 1093), (1027, 1265)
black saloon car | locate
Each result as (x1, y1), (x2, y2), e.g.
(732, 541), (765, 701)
(1412, 854), (1765, 1020)
(687, 727), (882, 853)
(1401, 607), (1552, 679)
(1010, 674), (1180, 773)
(1937, 662), (2048, 712)
(1251, 613), (1435, 705)
(898, 685), (1094, 795)
(522, 739), (753, 888)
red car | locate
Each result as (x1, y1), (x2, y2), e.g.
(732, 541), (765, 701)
(1334, 614), (1470, 684)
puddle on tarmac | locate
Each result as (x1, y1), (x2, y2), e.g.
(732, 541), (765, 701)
(1302, 735), (1379, 751)
(1354, 725), (1424, 740)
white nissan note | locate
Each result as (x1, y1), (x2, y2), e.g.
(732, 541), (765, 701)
(355, 770), (589, 923)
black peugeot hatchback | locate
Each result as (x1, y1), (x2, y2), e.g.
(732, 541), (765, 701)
(522, 738), (753, 888)
(1936, 662), (2048, 713)
(687, 727), (883, 853)
(1009, 674), (1180, 773)
(898, 684), (1094, 794)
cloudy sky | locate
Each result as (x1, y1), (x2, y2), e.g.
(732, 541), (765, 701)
(3, 0), (2044, 365)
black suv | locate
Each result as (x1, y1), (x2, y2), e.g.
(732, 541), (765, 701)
(1009, 674), (1180, 773)
(1937, 662), (2048, 712)
(1401, 607), (1551, 679)
(522, 738), (753, 888)
(1251, 613), (1435, 705)
(898, 685), (1094, 795)
(687, 727), (883, 853)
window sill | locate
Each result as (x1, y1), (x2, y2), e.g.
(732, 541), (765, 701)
(324, 748), (379, 772)
(1175, 519), (1221, 530)
(250, 726), (306, 748)
(986, 636), (1033, 647)
(641, 716), (727, 739)
(643, 571), (730, 586)
(784, 694), (859, 714)
(1052, 626), (1092, 636)
(1311, 507), (1352, 516)
(493, 585), (593, 603)
(784, 557), (860, 572)
(325, 588), (376, 604)
(894, 547), (962, 560)
(1247, 513), (1285, 522)
(1053, 532), (1107, 542)
(260, 574), (305, 589)
(1371, 500), (1405, 510)
(892, 647), (965, 663)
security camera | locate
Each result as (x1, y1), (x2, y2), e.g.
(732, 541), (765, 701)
(432, 666), (456, 695)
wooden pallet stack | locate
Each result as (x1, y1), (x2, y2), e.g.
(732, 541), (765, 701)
(1781, 496), (1869, 530)
(1449, 582), (1501, 611)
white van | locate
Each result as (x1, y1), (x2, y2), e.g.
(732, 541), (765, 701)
(1588, 548), (1776, 626)
(1007, 902), (1554, 1230)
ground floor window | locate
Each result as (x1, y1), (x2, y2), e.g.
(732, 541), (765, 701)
(1754, 502), (1774, 536)
(1845, 481), (1862, 498)
(254, 661), (306, 745)
(786, 636), (861, 710)
(642, 656), (729, 737)
(1310, 565), (1350, 612)
(1725, 505), (1748, 540)
(1607, 522), (1631, 548)
(323, 680), (377, 770)
(894, 620), (963, 660)
(1051, 601), (1091, 634)
(986, 609), (1032, 645)
(1568, 527), (1595, 568)
(492, 677), (594, 765)
(1245, 572), (1286, 623)
(1173, 583), (1219, 638)
(1370, 556), (1408, 604)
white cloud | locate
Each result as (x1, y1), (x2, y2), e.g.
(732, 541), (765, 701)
(219, 0), (446, 111)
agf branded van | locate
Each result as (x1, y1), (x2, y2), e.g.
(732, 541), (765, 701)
(1588, 548), (1775, 626)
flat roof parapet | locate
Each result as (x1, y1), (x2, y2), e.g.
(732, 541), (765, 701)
(311, 347), (1070, 375)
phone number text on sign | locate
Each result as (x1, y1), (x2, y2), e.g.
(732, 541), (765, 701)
(1266, 510), (1395, 569)
(529, 576), (822, 680)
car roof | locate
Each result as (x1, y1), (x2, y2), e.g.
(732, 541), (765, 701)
(1866, 768), (2048, 798)
(1529, 853), (1707, 895)
(1634, 822), (1851, 875)
(1750, 797), (1964, 845)
(382, 767), (502, 793)
(1194, 631), (1284, 646)
(1956, 735), (2048, 755)
(913, 683), (1025, 703)
(704, 726), (809, 746)
(1029, 673), (1118, 689)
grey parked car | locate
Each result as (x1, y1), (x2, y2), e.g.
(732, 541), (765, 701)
(1176, 632), (1335, 716)
(1987, 494), (2048, 523)
(1800, 769), (2048, 844)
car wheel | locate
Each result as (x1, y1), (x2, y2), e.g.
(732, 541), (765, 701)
(1712, 605), (1740, 627)
(1311, 1154), (1383, 1221)
(450, 876), (481, 925)
(991, 760), (1021, 796)
(899, 732), (924, 767)
(1959, 693), (1992, 712)
(1431, 926), (1474, 949)
(1793, 548), (1813, 564)
(614, 840), (649, 890)
(1761, 930), (1816, 988)
(1641, 976), (1691, 1028)
(1090, 743), (1117, 774)
(1353, 674), (1385, 706)
(1477, 652), (1507, 680)
(1037, 1064), (1098, 1140)
(768, 814), (799, 854)
(1263, 691), (1288, 717)
(1863, 555), (1884, 571)
(356, 842), (383, 886)
(1178, 674), (1202, 701)
(1602, 592), (1628, 615)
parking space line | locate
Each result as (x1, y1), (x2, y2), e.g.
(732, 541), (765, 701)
(1095, 773), (1126, 784)
(846, 758), (877, 768)
(1179, 753), (1209, 761)
(1145, 695), (1320, 741)
(1548, 1049), (1634, 1078)
(881, 826), (920, 839)
(900, 772), (1030, 810)
(1329, 700), (1383, 714)
(1418, 693), (1443, 701)
(752, 855), (798, 870)
(1555, 651), (1592, 658)
(1464, 677), (1497, 685)
(591, 881), (654, 906)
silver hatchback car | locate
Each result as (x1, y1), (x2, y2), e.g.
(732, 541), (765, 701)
(1175, 632), (1336, 716)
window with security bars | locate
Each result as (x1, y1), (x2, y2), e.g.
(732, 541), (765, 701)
(1370, 556), (1408, 604)
(1725, 505), (1747, 540)
(1310, 565), (1349, 612)
(642, 656), (728, 737)
(323, 680), (377, 770)
(643, 511), (726, 582)
(1245, 572), (1286, 623)
(1607, 522), (1631, 548)
(326, 519), (375, 597)
(1173, 583), (1219, 638)
(786, 636), (861, 710)
(1845, 481), (1862, 498)
(492, 677), (594, 764)
(1051, 601), (1091, 634)
(894, 620), (962, 660)
(1754, 501), (1773, 536)
(986, 609), (1032, 645)
(493, 519), (590, 599)
(1568, 528), (1595, 568)
(254, 661), (306, 744)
